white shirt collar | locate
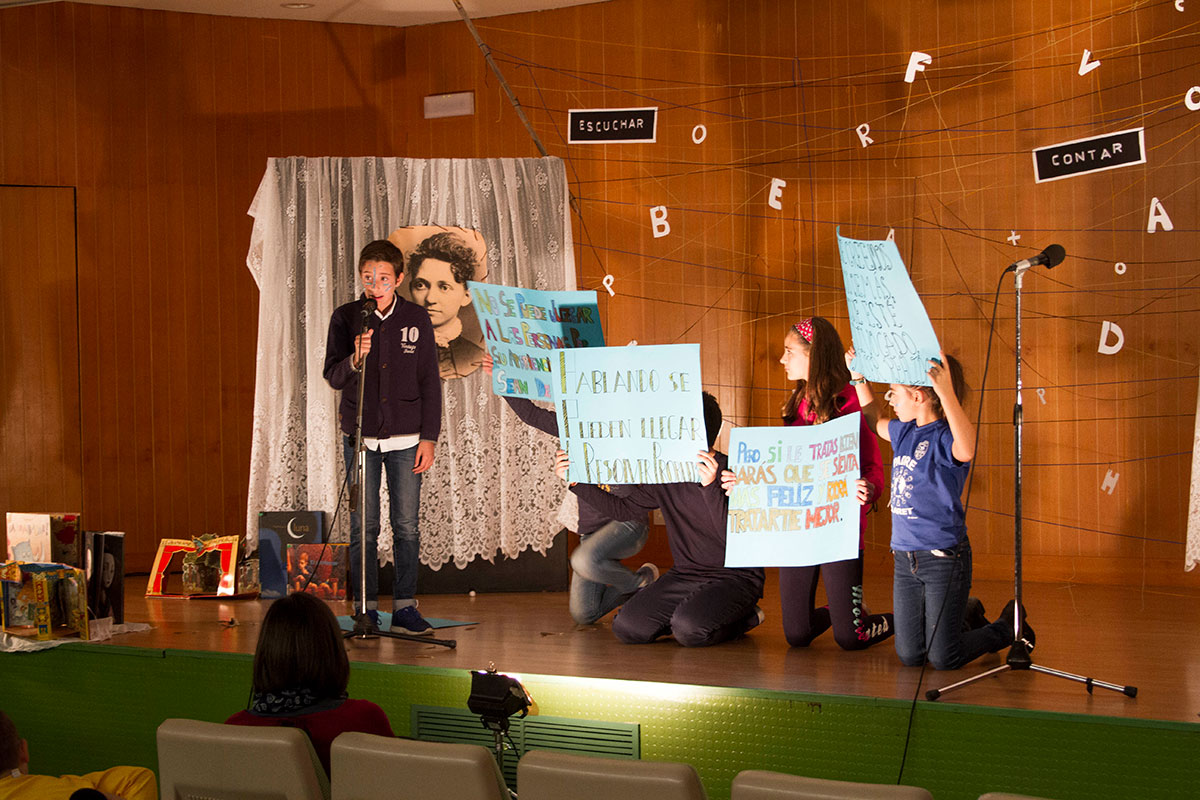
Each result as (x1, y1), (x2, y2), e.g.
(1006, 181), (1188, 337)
(375, 298), (398, 321)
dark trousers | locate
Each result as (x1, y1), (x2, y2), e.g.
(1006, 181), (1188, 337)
(612, 568), (762, 647)
(780, 554), (893, 651)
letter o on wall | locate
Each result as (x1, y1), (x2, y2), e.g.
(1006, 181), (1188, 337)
(1186, 86), (1200, 111)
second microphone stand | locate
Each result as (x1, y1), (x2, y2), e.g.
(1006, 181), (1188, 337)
(344, 300), (455, 649)
(927, 255), (1133, 700)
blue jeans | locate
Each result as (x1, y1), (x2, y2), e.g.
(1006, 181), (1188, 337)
(892, 541), (1009, 670)
(568, 520), (650, 625)
(343, 435), (422, 608)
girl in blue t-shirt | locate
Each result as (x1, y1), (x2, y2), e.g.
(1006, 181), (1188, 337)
(845, 348), (1032, 670)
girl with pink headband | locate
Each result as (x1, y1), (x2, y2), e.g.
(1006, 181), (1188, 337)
(726, 317), (894, 651)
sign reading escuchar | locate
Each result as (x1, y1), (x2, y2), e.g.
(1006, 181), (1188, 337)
(1032, 128), (1145, 183)
(551, 343), (704, 484)
(568, 107), (658, 144)
(725, 415), (861, 568)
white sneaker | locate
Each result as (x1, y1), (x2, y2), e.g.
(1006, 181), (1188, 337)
(635, 563), (660, 588)
(745, 606), (765, 633)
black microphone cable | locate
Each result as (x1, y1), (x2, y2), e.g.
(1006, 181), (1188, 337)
(895, 266), (1007, 785)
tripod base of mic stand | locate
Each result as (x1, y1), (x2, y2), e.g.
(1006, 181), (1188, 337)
(925, 641), (1135, 701)
(343, 612), (457, 649)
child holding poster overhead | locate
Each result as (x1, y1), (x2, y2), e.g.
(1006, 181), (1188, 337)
(723, 318), (894, 651)
(846, 347), (1033, 670)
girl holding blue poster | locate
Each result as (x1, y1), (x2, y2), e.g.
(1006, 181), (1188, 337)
(846, 347), (1033, 669)
(724, 318), (894, 651)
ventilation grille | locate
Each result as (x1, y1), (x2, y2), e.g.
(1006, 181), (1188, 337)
(412, 705), (640, 789)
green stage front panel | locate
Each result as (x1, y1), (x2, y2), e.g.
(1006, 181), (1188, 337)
(1, 645), (1196, 799)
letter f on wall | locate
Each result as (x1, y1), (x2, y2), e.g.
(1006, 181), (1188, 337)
(905, 52), (932, 83)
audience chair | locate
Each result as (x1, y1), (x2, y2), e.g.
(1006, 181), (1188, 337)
(330, 732), (509, 800)
(157, 718), (330, 800)
(516, 749), (707, 800)
(731, 769), (933, 800)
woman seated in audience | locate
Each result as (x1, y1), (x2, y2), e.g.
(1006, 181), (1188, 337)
(226, 592), (393, 774)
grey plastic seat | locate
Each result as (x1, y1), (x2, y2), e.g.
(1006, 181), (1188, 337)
(516, 749), (707, 800)
(330, 732), (509, 800)
(157, 717), (329, 800)
(731, 769), (933, 800)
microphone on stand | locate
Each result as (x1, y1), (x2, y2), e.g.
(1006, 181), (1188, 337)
(1007, 243), (1066, 272)
(349, 297), (378, 513)
(359, 297), (377, 335)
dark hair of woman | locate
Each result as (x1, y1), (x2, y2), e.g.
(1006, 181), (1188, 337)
(782, 316), (851, 425)
(407, 231), (479, 285)
(251, 592), (349, 699)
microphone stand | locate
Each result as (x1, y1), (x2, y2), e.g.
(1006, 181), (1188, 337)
(927, 257), (1132, 700)
(345, 300), (455, 649)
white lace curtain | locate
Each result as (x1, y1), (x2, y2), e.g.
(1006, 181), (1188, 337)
(244, 157), (572, 569)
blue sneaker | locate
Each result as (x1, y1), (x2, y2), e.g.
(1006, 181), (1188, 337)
(353, 609), (380, 628)
(390, 605), (433, 635)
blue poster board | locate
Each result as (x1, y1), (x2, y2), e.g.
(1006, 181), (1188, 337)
(550, 344), (705, 485)
(837, 231), (941, 386)
(469, 281), (605, 401)
(725, 414), (861, 568)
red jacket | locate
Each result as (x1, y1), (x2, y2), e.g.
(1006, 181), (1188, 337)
(790, 384), (885, 548)
(226, 698), (393, 775)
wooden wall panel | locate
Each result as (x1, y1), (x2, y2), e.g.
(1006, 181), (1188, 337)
(0, 3), (424, 569)
(0, 186), (82, 549)
(1, 0), (1196, 586)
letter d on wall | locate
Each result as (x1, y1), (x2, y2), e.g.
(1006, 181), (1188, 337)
(1098, 320), (1124, 355)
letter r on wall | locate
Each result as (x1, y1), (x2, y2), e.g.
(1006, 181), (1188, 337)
(855, 123), (874, 147)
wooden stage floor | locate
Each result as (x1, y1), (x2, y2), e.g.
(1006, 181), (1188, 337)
(110, 560), (1200, 725)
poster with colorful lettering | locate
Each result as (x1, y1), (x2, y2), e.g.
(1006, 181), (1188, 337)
(725, 414), (861, 568)
(469, 281), (605, 401)
(837, 230), (941, 386)
(551, 344), (705, 485)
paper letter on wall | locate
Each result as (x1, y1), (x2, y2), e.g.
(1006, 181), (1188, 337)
(1147, 197), (1174, 233)
(905, 52), (932, 83)
(1078, 49), (1101, 76)
(768, 178), (786, 210)
(650, 205), (671, 238)
(856, 123), (874, 147)
(1185, 87), (1200, 111)
(1098, 320), (1124, 355)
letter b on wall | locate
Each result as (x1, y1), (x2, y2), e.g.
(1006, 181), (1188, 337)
(650, 205), (671, 238)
